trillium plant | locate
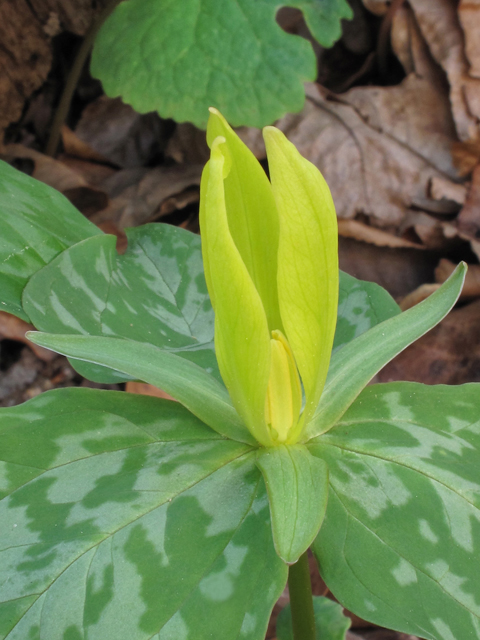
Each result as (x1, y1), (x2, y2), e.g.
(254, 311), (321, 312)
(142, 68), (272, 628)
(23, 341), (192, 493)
(0, 109), (479, 640)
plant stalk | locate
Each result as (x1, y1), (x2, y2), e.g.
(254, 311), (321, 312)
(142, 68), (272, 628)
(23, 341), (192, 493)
(288, 551), (316, 640)
(45, 0), (124, 157)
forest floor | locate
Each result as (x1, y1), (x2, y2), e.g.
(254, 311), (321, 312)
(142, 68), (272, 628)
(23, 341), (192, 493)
(2, 1), (480, 638)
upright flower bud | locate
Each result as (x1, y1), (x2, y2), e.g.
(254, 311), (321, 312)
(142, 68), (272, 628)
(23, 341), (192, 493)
(200, 109), (338, 447)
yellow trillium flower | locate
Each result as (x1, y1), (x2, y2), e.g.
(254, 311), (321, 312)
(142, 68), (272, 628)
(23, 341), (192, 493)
(200, 108), (338, 447)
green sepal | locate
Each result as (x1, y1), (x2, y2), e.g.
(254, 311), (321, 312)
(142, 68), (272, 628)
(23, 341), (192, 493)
(276, 596), (351, 640)
(256, 444), (328, 563)
(26, 332), (254, 445)
(304, 262), (467, 441)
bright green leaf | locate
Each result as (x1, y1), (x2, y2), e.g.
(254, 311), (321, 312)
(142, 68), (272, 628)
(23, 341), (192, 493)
(0, 388), (287, 639)
(256, 445), (328, 563)
(0, 160), (101, 321)
(288, 0), (354, 46)
(310, 382), (480, 639)
(264, 126), (338, 431)
(26, 332), (254, 444)
(91, 0), (352, 129)
(22, 224), (218, 383)
(277, 596), (351, 640)
(304, 262), (467, 441)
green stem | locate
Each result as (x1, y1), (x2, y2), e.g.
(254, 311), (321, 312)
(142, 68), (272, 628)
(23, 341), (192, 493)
(288, 551), (316, 640)
(45, 0), (124, 157)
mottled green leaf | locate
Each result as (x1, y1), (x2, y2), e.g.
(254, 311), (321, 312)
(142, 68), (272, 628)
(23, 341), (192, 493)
(256, 445), (328, 563)
(304, 262), (466, 441)
(0, 160), (101, 322)
(0, 388), (287, 639)
(277, 596), (351, 640)
(23, 224), (218, 383)
(19, 211), (396, 388)
(26, 332), (253, 444)
(334, 271), (400, 354)
(91, 0), (352, 129)
(310, 382), (480, 640)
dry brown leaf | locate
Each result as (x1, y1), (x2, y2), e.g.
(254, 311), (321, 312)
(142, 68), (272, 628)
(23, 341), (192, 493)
(157, 188), (200, 219)
(409, 0), (480, 141)
(378, 298), (480, 385)
(338, 219), (423, 248)
(5, 144), (87, 192)
(58, 156), (117, 187)
(401, 211), (457, 251)
(0, 311), (55, 361)
(344, 74), (457, 177)
(391, 3), (437, 79)
(4, 143), (111, 217)
(166, 123), (211, 165)
(429, 176), (466, 204)
(93, 165), (202, 229)
(338, 236), (437, 299)
(63, 186), (109, 218)
(75, 96), (166, 168)
(458, 0), (480, 78)
(436, 257), (480, 297)
(61, 126), (111, 164)
(266, 83), (459, 227)
(125, 382), (175, 401)
(451, 139), (480, 176)
(456, 163), (480, 239)
(362, 0), (389, 16)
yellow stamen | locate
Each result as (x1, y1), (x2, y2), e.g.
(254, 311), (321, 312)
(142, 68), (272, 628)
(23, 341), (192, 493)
(265, 330), (302, 443)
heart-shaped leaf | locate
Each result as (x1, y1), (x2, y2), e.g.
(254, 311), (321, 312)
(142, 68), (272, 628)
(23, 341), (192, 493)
(310, 382), (480, 639)
(304, 262), (466, 441)
(91, 0), (352, 129)
(256, 445), (328, 563)
(0, 388), (287, 639)
(23, 225), (218, 383)
(0, 160), (101, 321)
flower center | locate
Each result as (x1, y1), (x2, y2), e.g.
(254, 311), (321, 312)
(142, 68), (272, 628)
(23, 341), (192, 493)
(265, 330), (302, 444)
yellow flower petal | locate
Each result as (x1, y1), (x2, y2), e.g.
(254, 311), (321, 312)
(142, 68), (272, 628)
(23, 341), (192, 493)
(263, 126), (339, 434)
(207, 108), (283, 332)
(199, 136), (273, 446)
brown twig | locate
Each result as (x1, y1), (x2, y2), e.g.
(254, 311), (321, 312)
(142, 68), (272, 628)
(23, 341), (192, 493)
(45, 0), (124, 157)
